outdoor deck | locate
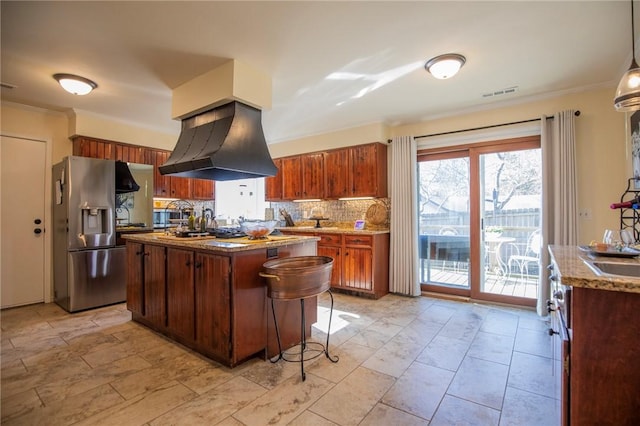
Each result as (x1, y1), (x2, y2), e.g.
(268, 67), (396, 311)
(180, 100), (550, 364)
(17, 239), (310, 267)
(423, 262), (539, 299)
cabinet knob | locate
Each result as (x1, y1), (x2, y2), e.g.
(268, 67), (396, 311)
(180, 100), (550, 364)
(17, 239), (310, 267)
(186, 260), (191, 267)
(549, 274), (558, 282)
(548, 328), (559, 336)
(34, 228), (42, 234)
(547, 264), (554, 270)
(195, 261), (202, 269)
(553, 290), (564, 300)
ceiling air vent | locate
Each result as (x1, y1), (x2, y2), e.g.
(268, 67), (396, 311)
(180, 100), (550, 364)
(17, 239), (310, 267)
(482, 86), (518, 98)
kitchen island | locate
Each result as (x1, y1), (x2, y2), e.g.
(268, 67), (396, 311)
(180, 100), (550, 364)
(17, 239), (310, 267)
(548, 245), (640, 425)
(123, 233), (320, 367)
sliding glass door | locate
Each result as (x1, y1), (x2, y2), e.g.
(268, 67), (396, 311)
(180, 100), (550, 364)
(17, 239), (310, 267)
(418, 136), (541, 306)
(417, 152), (470, 292)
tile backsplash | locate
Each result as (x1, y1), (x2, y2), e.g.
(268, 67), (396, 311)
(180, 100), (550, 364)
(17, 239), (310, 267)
(270, 198), (390, 224)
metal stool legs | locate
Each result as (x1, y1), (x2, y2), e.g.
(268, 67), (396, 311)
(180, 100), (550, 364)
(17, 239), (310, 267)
(270, 289), (339, 381)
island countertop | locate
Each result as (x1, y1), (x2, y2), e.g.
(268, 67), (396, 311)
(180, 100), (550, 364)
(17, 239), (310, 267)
(549, 245), (640, 294)
(123, 232), (319, 252)
(277, 226), (389, 235)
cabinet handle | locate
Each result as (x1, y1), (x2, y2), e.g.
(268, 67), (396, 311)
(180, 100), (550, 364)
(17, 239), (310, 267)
(136, 250), (143, 255)
(553, 290), (563, 300)
(186, 260), (191, 267)
(259, 272), (280, 281)
(195, 261), (202, 269)
(143, 252), (150, 257)
(548, 328), (559, 336)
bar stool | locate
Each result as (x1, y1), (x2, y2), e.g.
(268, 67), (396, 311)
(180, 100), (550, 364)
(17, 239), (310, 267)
(260, 256), (339, 381)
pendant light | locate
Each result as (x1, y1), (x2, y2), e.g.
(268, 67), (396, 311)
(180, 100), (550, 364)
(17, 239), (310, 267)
(53, 73), (98, 95)
(614, 0), (640, 111)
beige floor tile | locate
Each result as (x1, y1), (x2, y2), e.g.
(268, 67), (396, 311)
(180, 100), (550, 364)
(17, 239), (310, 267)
(149, 376), (267, 425)
(307, 340), (376, 383)
(500, 386), (559, 426)
(447, 356), (509, 410)
(36, 355), (152, 405)
(430, 394), (500, 425)
(359, 403), (427, 426)
(309, 367), (395, 426)
(362, 333), (426, 378)
(73, 380), (196, 426)
(382, 362), (454, 420)
(288, 410), (338, 425)
(3, 383), (125, 426)
(233, 372), (334, 425)
(467, 331), (515, 365)
(415, 334), (470, 372)
(0, 388), (43, 423)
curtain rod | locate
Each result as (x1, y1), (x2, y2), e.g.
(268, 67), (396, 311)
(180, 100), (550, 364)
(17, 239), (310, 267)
(387, 110), (581, 143)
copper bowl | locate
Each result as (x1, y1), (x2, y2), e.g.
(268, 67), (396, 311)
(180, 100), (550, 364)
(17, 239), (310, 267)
(260, 256), (334, 300)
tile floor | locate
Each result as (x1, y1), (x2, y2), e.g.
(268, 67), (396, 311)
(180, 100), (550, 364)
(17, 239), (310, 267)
(1, 293), (560, 425)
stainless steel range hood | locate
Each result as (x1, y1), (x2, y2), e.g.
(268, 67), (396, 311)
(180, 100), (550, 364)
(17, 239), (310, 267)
(159, 101), (277, 181)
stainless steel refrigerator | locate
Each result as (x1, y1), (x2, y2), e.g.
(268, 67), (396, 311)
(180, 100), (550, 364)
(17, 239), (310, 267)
(52, 156), (126, 312)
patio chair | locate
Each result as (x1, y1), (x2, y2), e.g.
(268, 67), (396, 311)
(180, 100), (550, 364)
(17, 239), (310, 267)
(507, 230), (542, 282)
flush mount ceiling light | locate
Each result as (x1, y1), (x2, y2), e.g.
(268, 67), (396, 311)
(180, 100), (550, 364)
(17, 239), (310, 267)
(614, 0), (640, 111)
(53, 73), (98, 95)
(425, 53), (466, 80)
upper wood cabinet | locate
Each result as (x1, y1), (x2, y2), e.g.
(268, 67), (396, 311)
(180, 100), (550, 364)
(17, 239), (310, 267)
(301, 153), (324, 199)
(324, 149), (351, 199)
(350, 143), (387, 198)
(72, 136), (214, 200)
(325, 142), (388, 199)
(282, 156), (303, 199)
(271, 153), (325, 201)
(265, 158), (283, 201)
(72, 136), (114, 160)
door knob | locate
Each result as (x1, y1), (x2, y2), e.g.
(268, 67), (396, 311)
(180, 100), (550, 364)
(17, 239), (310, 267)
(34, 228), (42, 234)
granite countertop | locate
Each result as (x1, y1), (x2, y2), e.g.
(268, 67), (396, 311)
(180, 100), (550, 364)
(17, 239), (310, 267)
(123, 232), (319, 253)
(277, 226), (389, 235)
(549, 245), (640, 294)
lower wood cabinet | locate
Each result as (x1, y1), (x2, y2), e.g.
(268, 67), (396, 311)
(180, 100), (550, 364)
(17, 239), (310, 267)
(281, 231), (389, 298)
(126, 242), (166, 325)
(126, 240), (317, 367)
(194, 252), (231, 362)
(166, 248), (196, 340)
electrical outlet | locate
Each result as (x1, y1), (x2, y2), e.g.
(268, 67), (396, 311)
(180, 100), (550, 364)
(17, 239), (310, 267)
(579, 209), (592, 220)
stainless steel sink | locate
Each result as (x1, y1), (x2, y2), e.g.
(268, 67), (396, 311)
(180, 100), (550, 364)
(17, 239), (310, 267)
(587, 261), (640, 277)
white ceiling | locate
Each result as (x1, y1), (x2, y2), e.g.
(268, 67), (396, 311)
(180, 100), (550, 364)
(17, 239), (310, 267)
(0, 1), (633, 144)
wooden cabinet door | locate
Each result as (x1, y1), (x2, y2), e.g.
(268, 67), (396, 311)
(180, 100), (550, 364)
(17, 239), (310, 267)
(302, 153), (324, 199)
(325, 149), (350, 199)
(166, 248), (195, 339)
(343, 246), (373, 291)
(351, 144), (379, 197)
(191, 179), (215, 200)
(282, 156), (302, 200)
(153, 150), (171, 197)
(143, 245), (166, 326)
(170, 176), (191, 199)
(126, 242), (144, 316)
(72, 137), (114, 160)
(195, 253), (231, 361)
(265, 158), (283, 201)
(317, 245), (342, 287)
(115, 143), (144, 163)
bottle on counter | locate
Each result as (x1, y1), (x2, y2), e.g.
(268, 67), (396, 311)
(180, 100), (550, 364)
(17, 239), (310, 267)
(188, 212), (195, 230)
(611, 196), (640, 209)
(199, 208), (206, 232)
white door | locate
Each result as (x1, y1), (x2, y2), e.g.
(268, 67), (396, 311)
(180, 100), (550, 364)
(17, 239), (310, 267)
(1, 135), (46, 308)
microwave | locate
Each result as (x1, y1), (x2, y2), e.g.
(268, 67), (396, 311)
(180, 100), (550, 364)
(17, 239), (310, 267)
(153, 209), (182, 228)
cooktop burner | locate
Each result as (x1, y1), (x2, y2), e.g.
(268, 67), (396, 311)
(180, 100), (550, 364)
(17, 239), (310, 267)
(210, 228), (246, 239)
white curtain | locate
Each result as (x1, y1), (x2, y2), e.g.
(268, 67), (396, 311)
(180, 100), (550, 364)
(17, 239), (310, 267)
(389, 136), (420, 296)
(538, 110), (578, 315)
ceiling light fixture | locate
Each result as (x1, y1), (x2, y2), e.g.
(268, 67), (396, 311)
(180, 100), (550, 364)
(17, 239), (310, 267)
(53, 73), (98, 95)
(614, 0), (640, 111)
(425, 53), (466, 80)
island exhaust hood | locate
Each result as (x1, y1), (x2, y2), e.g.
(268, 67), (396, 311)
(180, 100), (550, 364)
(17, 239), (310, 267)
(159, 101), (277, 181)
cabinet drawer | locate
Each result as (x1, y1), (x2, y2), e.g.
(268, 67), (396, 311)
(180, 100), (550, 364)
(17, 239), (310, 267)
(344, 235), (372, 246)
(318, 233), (343, 246)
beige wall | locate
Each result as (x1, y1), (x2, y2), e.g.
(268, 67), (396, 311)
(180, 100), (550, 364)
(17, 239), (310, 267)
(2, 86), (631, 248)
